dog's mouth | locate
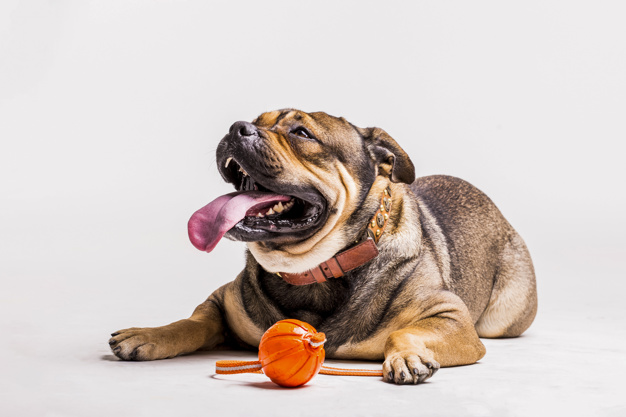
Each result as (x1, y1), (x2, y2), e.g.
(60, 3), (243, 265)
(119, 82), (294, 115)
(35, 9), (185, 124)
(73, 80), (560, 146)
(188, 156), (327, 253)
(226, 157), (324, 230)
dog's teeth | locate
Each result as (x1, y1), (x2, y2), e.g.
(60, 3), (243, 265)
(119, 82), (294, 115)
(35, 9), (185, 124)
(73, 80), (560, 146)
(225, 157), (232, 168)
(238, 167), (249, 177)
(256, 212), (264, 217)
(267, 208), (274, 215)
(273, 202), (284, 213)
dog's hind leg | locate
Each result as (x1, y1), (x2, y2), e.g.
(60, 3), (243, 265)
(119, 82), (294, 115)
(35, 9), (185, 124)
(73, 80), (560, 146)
(109, 287), (227, 361)
(475, 232), (538, 338)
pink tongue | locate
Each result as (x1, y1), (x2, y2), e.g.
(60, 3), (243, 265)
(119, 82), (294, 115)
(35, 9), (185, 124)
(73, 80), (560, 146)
(188, 191), (292, 253)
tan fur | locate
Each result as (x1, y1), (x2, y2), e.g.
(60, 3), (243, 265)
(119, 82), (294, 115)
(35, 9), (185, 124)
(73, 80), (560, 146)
(249, 145), (363, 273)
(221, 282), (265, 346)
(475, 233), (537, 338)
(109, 110), (537, 386)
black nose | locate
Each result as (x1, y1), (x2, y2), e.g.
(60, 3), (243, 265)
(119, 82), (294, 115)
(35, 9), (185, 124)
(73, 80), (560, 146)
(230, 121), (258, 139)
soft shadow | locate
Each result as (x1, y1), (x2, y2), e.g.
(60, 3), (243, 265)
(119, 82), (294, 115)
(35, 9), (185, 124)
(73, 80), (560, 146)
(100, 354), (120, 362)
(209, 374), (310, 390)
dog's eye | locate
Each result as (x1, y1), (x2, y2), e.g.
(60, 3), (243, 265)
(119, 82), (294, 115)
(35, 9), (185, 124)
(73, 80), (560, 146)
(291, 127), (313, 140)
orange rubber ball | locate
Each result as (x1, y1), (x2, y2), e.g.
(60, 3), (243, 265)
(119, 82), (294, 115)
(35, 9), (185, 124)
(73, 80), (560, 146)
(258, 319), (326, 387)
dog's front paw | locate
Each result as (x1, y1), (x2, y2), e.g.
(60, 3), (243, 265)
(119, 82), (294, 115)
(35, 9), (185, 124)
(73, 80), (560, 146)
(108, 327), (171, 361)
(382, 351), (440, 385)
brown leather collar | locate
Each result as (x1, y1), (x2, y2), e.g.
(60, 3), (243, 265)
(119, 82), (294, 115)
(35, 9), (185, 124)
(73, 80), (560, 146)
(277, 187), (392, 286)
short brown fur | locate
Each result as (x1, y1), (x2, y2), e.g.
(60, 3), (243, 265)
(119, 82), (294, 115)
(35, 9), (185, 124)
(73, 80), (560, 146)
(109, 110), (537, 385)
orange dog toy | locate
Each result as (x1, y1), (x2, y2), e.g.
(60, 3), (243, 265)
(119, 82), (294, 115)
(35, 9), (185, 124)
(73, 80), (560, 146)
(215, 319), (382, 387)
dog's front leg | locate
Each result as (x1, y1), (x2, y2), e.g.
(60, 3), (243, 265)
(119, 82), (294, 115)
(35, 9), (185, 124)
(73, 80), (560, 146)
(109, 294), (225, 361)
(382, 292), (486, 385)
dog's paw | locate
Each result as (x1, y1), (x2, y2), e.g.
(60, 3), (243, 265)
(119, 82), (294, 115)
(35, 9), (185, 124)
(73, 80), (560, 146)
(108, 327), (170, 361)
(382, 351), (440, 385)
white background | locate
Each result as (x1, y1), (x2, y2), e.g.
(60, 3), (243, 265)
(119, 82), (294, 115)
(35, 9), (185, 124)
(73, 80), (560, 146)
(1, 1), (625, 416)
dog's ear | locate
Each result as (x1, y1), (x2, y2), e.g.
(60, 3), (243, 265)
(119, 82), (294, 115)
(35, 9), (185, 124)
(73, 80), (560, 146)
(362, 127), (415, 184)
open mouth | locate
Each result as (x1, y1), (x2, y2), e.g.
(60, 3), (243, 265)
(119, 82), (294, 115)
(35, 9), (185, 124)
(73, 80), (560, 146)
(222, 157), (324, 231)
(187, 155), (327, 253)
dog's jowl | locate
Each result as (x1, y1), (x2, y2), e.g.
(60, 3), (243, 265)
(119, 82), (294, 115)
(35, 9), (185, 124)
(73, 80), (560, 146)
(109, 109), (537, 384)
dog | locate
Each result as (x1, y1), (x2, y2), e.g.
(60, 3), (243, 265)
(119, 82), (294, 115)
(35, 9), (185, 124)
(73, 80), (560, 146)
(109, 109), (537, 384)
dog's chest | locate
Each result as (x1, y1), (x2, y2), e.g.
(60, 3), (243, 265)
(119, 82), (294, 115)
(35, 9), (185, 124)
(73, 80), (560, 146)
(259, 275), (352, 327)
(255, 271), (398, 353)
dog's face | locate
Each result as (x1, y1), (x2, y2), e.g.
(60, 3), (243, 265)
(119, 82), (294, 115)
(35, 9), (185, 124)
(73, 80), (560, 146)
(190, 109), (415, 273)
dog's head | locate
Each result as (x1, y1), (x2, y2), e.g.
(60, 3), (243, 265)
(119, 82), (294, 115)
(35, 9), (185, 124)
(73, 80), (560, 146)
(188, 109), (415, 273)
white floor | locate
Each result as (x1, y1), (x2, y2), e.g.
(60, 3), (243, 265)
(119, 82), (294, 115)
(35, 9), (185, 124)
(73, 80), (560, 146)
(2, 246), (625, 417)
(2, 2), (626, 416)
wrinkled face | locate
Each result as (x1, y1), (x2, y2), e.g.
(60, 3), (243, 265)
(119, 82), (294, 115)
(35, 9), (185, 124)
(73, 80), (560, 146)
(216, 109), (375, 245)
(188, 109), (414, 273)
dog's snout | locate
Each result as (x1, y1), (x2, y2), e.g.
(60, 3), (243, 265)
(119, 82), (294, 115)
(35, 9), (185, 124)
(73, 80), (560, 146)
(230, 121), (258, 139)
